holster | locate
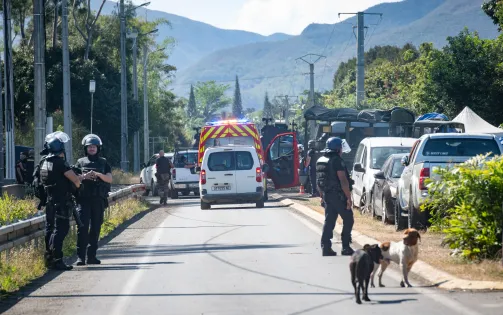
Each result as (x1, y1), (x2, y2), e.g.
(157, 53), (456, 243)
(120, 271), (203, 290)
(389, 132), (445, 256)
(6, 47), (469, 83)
(47, 199), (73, 220)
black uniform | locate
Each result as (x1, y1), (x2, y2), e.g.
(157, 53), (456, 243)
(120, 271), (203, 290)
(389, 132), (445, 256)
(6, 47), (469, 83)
(316, 152), (354, 253)
(155, 155), (172, 204)
(75, 155), (111, 262)
(40, 155), (74, 266)
(308, 148), (318, 195)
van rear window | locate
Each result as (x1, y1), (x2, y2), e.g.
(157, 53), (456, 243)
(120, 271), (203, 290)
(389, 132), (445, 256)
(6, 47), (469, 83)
(207, 151), (254, 171)
(422, 138), (500, 157)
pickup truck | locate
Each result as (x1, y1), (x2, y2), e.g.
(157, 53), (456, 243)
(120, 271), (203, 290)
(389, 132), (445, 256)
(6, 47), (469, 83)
(396, 133), (503, 230)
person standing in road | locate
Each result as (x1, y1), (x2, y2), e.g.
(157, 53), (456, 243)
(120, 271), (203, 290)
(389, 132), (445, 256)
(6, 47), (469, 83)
(74, 134), (113, 266)
(156, 150), (173, 205)
(316, 137), (355, 256)
(39, 132), (81, 270)
(305, 140), (319, 197)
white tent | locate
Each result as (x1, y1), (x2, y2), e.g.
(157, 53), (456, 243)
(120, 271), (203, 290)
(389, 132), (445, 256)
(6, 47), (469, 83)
(452, 106), (503, 138)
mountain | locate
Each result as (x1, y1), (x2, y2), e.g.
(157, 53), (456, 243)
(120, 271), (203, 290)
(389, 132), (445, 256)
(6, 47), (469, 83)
(91, 1), (292, 70)
(172, 0), (500, 108)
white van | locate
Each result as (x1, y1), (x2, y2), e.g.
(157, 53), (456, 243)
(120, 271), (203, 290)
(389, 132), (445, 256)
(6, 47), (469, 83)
(198, 145), (268, 210)
(351, 137), (417, 213)
(171, 149), (199, 198)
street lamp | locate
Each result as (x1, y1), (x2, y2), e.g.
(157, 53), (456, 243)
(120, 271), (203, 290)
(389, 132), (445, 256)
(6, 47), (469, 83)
(89, 80), (96, 133)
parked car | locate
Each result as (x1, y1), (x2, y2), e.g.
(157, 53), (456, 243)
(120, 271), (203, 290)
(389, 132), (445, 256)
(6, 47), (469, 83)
(371, 153), (408, 227)
(140, 152), (173, 196)
(171, 149), (199, 198)
(197, 145), (268, 210)
(351, 137), (417, 214)
(396, 133), (503, 230)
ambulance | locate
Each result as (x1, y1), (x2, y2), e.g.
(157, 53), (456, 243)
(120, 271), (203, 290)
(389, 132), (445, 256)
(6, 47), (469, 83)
(197, 119), (300, 190)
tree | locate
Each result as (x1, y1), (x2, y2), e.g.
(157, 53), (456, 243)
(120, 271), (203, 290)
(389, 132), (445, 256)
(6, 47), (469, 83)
(11, 0), (32, 43)
(482, 0), (503, 31)
(187, 84), (197, 118)
(194, 81), (231, 121)
(232, 75), (243, 118)
(262, 92), (273, 119)
(72, 0), (107, 60)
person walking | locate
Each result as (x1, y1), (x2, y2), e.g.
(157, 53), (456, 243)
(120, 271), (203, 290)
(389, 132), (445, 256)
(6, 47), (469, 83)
(316, 137), (355, 256)
(156, 150), (173, 205)
(74, 134), (112, 266)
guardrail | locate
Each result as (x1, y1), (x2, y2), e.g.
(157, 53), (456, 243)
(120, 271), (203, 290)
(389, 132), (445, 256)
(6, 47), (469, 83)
(0, 184), (146, 258)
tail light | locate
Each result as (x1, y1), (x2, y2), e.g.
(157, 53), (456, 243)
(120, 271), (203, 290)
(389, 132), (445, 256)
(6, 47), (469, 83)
(172, 168), (176, 180)
(419, 167), (430, 190)
(200, 169), (206, 185)
(256, 167), (262, 182)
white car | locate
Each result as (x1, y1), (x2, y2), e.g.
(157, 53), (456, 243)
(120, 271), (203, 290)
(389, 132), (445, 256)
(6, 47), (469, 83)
(171, 149), (199, 198)
(198, 145), (268, 210)
(397, 133), (503, 229)
(351, 137), (417, 213)
(140, 152), (173, 196)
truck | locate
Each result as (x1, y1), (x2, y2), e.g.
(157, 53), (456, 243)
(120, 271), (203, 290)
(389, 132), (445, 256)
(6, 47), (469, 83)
(197, 119), (300, 190)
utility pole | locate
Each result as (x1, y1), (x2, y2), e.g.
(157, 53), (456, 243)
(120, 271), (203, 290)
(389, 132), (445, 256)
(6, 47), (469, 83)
(296, 54), (325, 143)
(127, 31), (140, 173)
(339, 12), (382, 109)
(3, 0), (16, 180)
(34, 0), (47, 165)
(143, 44), (149, 164)
(275, 95), (298, 124)
(62, 0), (73, 163)
(0, 34), (3, 186)
(120, 0), (129, 171)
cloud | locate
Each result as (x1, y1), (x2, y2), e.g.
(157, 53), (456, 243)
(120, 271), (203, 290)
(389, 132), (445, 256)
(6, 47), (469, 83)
(232, 0), (401, 35)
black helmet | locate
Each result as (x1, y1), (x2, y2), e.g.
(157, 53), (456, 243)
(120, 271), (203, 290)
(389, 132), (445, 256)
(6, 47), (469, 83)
(82, 134), (102, 154)
(45, 131), (70, 158)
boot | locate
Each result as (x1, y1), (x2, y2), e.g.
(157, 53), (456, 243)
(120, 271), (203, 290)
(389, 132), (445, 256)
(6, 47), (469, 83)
(322, 247), (337, 256)
(76, 257), (86, 266)
(87, 257), (101, 265)
(51, 258), (73, 271)
(341, 247), (355, 256)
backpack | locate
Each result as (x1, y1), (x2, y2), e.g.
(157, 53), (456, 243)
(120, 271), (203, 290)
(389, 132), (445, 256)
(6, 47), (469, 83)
(32, 156), (47, 207)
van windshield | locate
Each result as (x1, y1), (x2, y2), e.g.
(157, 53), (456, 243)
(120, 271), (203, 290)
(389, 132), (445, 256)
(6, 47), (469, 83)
(371, 147), (412, 169)
(209, 136), (255, 147)
(208, 151), (254, 171)
(422, 138), (500, 157)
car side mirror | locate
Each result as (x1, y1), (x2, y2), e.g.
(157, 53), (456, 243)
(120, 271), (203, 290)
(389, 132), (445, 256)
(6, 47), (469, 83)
(401, 156), (409, 166)
(195, 166), (201, 172)
(354, 163), (365, 173)
(262, 164), (270, 173)
(374, 171), (385, 180)
(141, 163), (146, 168)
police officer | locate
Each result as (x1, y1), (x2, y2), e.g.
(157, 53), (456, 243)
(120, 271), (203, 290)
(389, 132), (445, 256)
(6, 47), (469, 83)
(155, 150), (173, 205)
(40, 132), (81, 270)
(305, 140), (319, 197)
(74, 134), (112, 265)
(316, 137), (354, 256)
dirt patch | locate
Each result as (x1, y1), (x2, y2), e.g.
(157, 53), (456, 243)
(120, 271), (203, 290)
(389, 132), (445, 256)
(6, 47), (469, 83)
(286, 193), (503, 283)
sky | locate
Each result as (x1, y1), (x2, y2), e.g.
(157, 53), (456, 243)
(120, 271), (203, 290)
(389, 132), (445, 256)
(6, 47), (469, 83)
(127, 0), (402, 36)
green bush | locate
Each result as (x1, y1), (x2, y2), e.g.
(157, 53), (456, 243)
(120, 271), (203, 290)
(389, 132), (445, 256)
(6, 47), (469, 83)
(0, 193), (38, 226)
(422, 154), (503, 260)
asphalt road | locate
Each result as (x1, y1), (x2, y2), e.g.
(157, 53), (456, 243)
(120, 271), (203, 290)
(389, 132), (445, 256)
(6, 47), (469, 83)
(1, 196), (502, 315)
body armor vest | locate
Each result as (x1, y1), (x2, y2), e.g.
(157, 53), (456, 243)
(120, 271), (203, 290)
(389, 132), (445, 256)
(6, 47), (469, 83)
(40, 156), (72, 203)
(77, 156), (111, 199)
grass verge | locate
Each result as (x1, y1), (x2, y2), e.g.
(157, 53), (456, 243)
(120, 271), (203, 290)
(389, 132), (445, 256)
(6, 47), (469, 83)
(0, 193), (38, 225)
(289, 195), (503, 282)
(112, 169), (140, 185)
(0, 197), (149, 297)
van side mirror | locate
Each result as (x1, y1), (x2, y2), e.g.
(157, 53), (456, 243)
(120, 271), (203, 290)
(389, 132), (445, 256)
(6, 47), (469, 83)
(262, 164), (270, 173)
(401, 156), (409, 166)
(354, 163), (365, 173)
(374, 171), (385, 180)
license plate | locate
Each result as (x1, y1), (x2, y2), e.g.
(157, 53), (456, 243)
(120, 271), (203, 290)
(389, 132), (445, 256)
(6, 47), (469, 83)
(211, 185), (231, 191)
(189, 184), (199, 188)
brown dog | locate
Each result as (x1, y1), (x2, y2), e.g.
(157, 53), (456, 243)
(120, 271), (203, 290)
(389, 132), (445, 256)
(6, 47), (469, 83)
(370, 228), (421, 288)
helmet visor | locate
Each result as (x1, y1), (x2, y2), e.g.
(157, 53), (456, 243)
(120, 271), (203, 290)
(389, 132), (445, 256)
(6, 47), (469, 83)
(45, 131), (70, 143)
(341, 139), (351, 153)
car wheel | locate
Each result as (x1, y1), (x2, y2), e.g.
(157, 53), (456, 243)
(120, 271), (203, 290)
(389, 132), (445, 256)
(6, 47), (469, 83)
(256, 198), (265, 208)
(381, 197), (389, 225)
(201, 200), (210, 210)
(359, 190), (368, 215)
(193, 190), (200, 196)
(152, 180), (159, 196)
(394, 200), (407, 231)
(408, 191), (419, 229)
(370, 191), (377, 219)
(140, 178), (150, 196)
(171, 189), (179, 199)
(264, 189), (269, 202)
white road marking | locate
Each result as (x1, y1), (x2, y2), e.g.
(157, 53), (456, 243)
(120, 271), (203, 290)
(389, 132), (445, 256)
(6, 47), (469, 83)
(286, 207), (483, 315)
(109, 215), (168, 315)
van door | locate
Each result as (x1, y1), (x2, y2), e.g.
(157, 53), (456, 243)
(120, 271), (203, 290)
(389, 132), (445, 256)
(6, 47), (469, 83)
(265, 132), (299, 189)
(204, 149), (237, 195)
(235, 149), (259, 194)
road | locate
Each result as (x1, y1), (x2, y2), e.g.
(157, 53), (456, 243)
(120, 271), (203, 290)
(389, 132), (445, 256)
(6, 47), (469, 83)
(1, 196), (502, 314)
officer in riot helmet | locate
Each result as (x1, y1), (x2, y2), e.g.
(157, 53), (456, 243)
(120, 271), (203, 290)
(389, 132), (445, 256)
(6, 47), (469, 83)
(316, 137), (354, 256)
(304, 140), (319, 197)
(38, 131), (81, 270)
(74, 134), (113, 266)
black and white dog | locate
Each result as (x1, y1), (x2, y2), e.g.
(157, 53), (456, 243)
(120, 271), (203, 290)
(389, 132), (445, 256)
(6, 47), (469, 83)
(349, 244), (383, 304)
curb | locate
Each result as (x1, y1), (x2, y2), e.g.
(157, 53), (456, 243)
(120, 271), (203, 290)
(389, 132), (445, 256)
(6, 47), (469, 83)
(272, 193), (503, 291)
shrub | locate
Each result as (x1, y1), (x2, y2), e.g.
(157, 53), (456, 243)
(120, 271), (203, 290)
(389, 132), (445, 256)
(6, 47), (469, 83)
(0, 193), (38, 226)
(422, 154), (503, 260)
(112, 169), (139, 185)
